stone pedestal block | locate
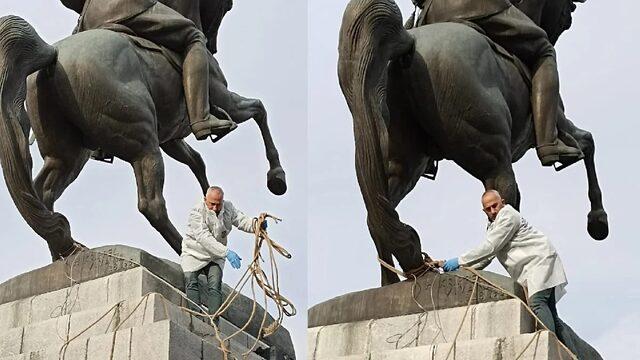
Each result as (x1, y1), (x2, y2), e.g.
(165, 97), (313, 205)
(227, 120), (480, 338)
(0, 245), (295, 360)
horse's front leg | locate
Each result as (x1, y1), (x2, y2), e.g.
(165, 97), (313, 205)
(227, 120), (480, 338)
(562, 118), (608, 240)
(223, 92), (286, 195)
(132, 148), (183, 254)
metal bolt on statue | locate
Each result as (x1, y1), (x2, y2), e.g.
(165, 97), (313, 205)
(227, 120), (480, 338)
(338, 0), (608, 286)
(0, 0), (287, 261)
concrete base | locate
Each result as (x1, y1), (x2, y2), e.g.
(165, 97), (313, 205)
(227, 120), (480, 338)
(308, 271), (602, 360)
(308, 270), (523, 328)
(0, 246), (295, 360)
(308, 298), (574, 360)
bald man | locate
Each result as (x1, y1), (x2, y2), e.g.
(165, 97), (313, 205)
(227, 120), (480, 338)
(181, 186), (265, 321)
(439, 190), (578, 354)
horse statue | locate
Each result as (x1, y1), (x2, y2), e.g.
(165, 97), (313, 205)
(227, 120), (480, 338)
(0, 0), (286, 260)
(338, 0), (607, 286)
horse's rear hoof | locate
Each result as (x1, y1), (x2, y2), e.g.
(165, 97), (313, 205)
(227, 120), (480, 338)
(587, 209), (608, 240)
(267, 167), (287, 195)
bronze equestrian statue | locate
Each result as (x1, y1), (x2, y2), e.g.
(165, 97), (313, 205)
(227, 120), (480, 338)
(0, 0), (287, 260)
(64, 0), (236, 140)
(338, 0), (607, 286)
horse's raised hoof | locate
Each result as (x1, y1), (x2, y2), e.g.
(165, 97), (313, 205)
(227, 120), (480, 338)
(267, 167), (287, 195)
(587, 209), (608, 240)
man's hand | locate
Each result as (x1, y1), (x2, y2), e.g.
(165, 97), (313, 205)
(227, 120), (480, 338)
(443, 258), (460, 272)
(226, 249), (242, 269)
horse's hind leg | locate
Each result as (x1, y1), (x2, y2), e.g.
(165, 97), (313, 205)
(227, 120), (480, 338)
(215, 91), (286, 195)
(131, 149), (183, 254)
(28, 77), (91, 260)
(561, 118), (608, 240)
(161, 139), (210, 195)
(34, 148), (90, 261)
(483, 165), (521, 210)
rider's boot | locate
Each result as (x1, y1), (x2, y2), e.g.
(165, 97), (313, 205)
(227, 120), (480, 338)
(532, 58), (583, 169)
(183, 43), (236, 140)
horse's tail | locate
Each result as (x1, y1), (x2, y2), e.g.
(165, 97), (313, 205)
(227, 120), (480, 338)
(0, 16), (77, 258)
(338, 0), (424, 282)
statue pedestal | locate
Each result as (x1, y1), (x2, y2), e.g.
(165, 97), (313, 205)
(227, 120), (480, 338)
(307, 271), (574, 360)
(0, 245), (295, 360)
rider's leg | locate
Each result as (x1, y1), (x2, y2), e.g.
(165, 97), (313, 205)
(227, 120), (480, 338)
(119, 3), (236, 140)
(183, 39), (237, 140)
(475, 6), (583, 168)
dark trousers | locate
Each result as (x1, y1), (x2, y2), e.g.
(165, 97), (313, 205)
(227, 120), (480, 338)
(184, 262), (223, 317)
(529, 287), (579, 356)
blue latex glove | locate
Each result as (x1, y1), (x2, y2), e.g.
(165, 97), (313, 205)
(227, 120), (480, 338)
(226, 249), (242, 269)
(261, 219), (268, 230)
(443, 258), (460, 272)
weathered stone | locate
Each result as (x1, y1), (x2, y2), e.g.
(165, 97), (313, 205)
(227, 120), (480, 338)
(21, 315), (70, 354)
(106, 268), (145, 305)
(130, 320), (202, 360)
(313, 332), (572, 360)
(68, 301), (124, 344)
(311, 298), (536, 357)
(0, 355), (26, 360)
(148, 293), (192, 329)
(308, 270), (523, 327)
(30, 287), (80, 325)
(202, 338), (227, 360)
(307, 326), (323, 360)
(0, 327), (23, 356)
(369, 313), (421, 353)
(501, 331), (573, 360)
(26, 338), (87, 360)
(140, 270), (183, 305)
(415, 303), (470, 345)
(0, 246), (138, 305)
(314, 320), (372, 358)
(67, 292), (192, 344)
(203, 336), (263, 360)
(472, 299), (534, 339)
(431, 338), (498, 360)
(0, 276), (110, 332)
(86, 328), (132, 360)
(0, 245), (294, 359)
(0, 298), (31, 331)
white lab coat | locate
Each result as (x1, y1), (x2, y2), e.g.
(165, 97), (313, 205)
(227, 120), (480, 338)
(458, 205), (568, 301)
(180, 199), (255, 273)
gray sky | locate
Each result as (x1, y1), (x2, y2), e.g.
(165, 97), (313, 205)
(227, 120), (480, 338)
(309, 0), (639, 358)
(0, 0), (307, 356)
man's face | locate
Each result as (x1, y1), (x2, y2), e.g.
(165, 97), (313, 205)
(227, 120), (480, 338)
(205, 190), (224, 214)
(482, 192), (505, 222)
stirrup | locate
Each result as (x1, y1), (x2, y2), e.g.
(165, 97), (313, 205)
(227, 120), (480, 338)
(551, 154), (584, 172)
(209, 125), (236, 143)
(90, 149), (114, 163)
(538, 149), (584, 171)
(191, 118), (237, 141)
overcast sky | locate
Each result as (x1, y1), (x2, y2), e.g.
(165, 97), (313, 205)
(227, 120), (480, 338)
(0, 0), (638, 359)
(309, 0), (639, 358)
(0, 0), (307, 356)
